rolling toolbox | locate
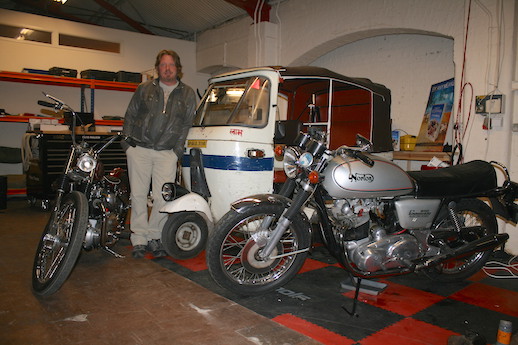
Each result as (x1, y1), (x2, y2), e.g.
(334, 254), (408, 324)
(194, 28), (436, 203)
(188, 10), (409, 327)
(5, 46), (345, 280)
(26, 132), (127, 204)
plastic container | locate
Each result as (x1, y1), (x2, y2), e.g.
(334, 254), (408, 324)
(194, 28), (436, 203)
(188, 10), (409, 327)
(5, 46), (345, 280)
(400, 135), (417, 151)
(496, 320), (512, 345)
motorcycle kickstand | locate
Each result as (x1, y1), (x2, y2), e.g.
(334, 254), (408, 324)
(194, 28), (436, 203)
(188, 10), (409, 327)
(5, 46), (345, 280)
(102, 246), (125, 258)
(341, 275), (361, 318)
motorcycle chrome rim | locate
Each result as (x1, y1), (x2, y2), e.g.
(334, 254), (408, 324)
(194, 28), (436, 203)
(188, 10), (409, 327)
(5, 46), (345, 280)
(34, 202), (76, 284)
(219, 213), (299, 286)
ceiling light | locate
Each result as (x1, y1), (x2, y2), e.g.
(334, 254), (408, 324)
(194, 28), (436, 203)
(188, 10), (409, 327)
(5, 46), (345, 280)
(16, 28), (33, 40)
(53, 0), (68, 3)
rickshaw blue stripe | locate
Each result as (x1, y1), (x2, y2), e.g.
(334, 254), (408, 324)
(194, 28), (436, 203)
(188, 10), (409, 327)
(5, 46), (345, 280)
(182, 154), (274, 171)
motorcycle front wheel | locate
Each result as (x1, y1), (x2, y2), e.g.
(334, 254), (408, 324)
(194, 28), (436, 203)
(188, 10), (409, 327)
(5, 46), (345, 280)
(206, 203), (311, 295)
(161, 212), (208, 259)
(32, 191), (88, 296)
(426, 198), (497, 282)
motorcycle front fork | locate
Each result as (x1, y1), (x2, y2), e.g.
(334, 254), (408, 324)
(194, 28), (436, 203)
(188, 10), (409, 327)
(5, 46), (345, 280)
(255, 182), (313, 260)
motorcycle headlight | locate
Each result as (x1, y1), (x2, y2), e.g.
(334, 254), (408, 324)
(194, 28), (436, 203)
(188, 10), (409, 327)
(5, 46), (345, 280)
(283, 147), (302, 179)
(162, 183), (175, 201)
(77, 153), (97, 173)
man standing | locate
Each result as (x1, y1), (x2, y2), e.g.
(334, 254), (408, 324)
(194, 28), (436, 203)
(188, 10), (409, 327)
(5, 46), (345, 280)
(122, 50), (196, 258)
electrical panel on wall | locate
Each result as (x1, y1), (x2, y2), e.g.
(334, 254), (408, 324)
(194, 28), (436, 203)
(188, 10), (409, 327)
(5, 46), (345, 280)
(475, 94), (504, 114)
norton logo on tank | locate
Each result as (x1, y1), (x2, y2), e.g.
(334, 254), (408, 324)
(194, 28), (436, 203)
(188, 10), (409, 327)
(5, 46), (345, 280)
(349, 173), (374, 183)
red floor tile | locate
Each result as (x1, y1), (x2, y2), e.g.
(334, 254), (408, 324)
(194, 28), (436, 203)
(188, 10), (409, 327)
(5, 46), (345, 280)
(342, 280), (445, 317)
(273, 313), (355, 345)
(449, 282), (518, 317)
(298, 257), (333, 274)
(360, 317), (458, 345)
(165, 251), (208, 271)
(468, 269), (490, 282)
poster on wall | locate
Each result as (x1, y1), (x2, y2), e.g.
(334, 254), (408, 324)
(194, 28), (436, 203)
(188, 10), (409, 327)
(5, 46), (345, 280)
(414, 78), (454, 152)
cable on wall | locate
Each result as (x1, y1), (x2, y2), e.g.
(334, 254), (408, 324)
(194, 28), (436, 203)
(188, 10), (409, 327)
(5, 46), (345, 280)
(253, 0), (266, 66)
(452, 0), (472, 164)
(274, 0), (282, 66)
(461, 0), (505, 161)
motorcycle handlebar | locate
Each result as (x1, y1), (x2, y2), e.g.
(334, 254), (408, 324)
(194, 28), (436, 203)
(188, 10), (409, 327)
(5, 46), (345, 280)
(354, 151), (375, 167)
(335, 146), (375, 167)
(37, 100), (56, 108)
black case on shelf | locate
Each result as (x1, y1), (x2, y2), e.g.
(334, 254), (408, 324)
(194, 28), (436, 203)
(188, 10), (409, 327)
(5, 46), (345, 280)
(80, 69), (116, 81)
(116, 71), (142, 83)
(49, 67), (78, 78)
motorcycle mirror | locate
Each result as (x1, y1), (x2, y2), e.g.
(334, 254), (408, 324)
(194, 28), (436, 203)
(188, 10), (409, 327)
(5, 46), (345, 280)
(355, 134), (373, 152)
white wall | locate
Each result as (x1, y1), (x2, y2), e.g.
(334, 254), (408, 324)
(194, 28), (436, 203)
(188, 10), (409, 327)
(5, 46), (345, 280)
(196, 0), (518, 254)
(0, 9), (210, 118)
(0, 8), (210, 176)
(312, 34), (454, 141)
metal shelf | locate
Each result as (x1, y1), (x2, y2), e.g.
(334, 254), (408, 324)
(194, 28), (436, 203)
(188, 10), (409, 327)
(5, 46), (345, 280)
(0, 70), (138, 115)
(0, 71), (138, 92)
(392, 151), (451, 162)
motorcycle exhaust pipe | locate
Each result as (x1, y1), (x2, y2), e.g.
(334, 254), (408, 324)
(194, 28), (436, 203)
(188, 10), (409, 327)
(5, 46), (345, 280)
(417, 233), (509, 270)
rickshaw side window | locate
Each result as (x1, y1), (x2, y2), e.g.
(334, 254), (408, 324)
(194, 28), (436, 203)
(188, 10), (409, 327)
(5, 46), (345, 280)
(194, 77), (270, 127)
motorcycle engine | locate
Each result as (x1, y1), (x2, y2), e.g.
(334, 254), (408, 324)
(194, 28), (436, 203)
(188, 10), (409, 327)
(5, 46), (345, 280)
(346, 227), (421, 272)
(328, 198), (422, 273)
(84, 175), (129, 249)
(328, 198), (382, 235)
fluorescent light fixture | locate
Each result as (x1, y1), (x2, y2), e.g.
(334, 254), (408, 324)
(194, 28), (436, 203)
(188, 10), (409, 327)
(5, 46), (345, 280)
(16, 28), (33, 40)
(53, 0), (68, 3)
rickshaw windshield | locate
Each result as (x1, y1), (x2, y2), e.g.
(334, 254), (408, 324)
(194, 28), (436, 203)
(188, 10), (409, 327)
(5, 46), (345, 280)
(194, 76), (270, 127)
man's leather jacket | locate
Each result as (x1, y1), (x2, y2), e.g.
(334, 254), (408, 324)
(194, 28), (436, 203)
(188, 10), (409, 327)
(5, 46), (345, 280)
(122, 78), (196, 158)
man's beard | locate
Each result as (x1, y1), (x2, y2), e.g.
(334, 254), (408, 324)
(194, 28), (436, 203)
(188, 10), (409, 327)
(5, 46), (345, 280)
(160, 72), (176, 84)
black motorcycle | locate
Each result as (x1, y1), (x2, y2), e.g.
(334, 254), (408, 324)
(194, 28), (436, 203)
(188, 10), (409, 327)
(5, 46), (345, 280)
(32, 93), (130, 296)
(206, 131), (517, 298)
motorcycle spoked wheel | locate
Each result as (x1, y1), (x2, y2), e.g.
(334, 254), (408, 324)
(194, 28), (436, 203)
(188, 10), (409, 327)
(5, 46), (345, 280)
(425, 198), (497, 282)
(206, 204), (311, 295)
(32, 191), (88, 296)
(161, 212), (208, 259)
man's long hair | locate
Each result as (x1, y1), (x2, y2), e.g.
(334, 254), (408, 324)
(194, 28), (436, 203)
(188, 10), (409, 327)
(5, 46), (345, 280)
(155, 49), (183, 80)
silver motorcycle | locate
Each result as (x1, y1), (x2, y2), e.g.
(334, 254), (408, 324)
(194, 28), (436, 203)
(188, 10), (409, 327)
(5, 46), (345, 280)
(206, 131), (516, 298)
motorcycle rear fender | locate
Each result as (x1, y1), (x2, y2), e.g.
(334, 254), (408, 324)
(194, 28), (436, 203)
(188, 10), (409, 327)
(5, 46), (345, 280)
(159, 192), (214, 226)
(230, 193), (312, 231)
(488, 180), (518, 224)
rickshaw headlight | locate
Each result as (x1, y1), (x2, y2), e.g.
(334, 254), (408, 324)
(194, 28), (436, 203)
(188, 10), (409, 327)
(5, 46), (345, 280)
(77, 153), (97, 173)
(161, 183), (175, 201)
(283, 147), (302, 179)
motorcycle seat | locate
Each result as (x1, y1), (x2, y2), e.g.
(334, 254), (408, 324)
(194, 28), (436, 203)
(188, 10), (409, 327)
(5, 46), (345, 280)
(407, 160), (497, 197)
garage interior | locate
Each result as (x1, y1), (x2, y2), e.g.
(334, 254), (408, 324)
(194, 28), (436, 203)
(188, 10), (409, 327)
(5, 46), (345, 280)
(1, 0), (518, 344)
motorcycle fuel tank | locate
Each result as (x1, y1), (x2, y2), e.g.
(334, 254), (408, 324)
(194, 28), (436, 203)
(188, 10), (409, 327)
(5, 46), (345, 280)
(322, 154), (414, 198)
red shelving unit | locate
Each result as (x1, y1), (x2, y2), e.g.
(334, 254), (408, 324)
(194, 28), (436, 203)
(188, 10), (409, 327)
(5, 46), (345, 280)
(0, 71), (139, 92)
(0, 71), (137, 125)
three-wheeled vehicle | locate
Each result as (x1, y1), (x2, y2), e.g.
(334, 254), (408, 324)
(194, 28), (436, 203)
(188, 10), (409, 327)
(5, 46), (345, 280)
(159, 66), (393, 258)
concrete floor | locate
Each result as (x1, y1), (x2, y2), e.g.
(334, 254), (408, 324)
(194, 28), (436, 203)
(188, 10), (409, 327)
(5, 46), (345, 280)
(0, 199), (322, 345)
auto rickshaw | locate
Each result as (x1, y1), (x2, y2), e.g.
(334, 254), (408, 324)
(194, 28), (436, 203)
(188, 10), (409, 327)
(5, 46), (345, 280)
(159, 66), (392, 258)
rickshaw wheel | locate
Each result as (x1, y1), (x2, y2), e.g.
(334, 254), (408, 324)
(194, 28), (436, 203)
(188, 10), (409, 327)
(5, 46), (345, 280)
(161, 212), (208, 259)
